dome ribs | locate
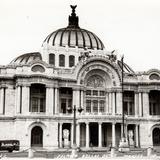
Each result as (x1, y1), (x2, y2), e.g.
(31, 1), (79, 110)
(68, 29), (72, 47)
(60, 28), (67, 47)
(75, 29), (78, 47)
(85, 30), (93, 49)
(43, 28), (104, 50)
(52, 29), (61, 46)
(79, 29), (86, 48)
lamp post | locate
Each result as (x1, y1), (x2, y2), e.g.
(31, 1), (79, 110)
(67, 105), (83, 158)
(119, 55), (129, 152)
(121, 55), (125, 139)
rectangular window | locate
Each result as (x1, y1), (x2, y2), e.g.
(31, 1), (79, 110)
(49, 54), (55, 65)
(93, 100), (98, 113)
(40, 98), (45, 112)
(69, 55), (75, 67)
(59, 54), (65, 67)
(31, 98), (38, 112)
(86, 100), (91, 112)
(100, 91), (105, 96)
(93, 90), (98, 96)
(99, 100), (105, 112)
(86, 90), (91, 96)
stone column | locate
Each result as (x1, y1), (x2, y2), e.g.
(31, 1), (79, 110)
(0, 87), (4, 114)
(55, 54), (59, 67)
(139, 92), (142, 117)
(16, 85), (21, 114)
(66, 54), (69, 68)
(86, 122), (89, 148)
(59, 123), (63, 148)
(22, 85), (30, 114)
(98, 122), (102, 148)
(121, 123), (123, 138)
(71, 123), (74, 147)
(105, 92), (109, 113)
(54, 87), (59, 114)
(109, 92), (112, 114)
(76, 123), (80, 147)
(112, 92), (116, 115)
(46, 86), (54, 115)
(80, 90), (84, 108)
(134, 92), (139, 117)
(112, 122), (116, 147)
(116, 92), (122, 115)
(142, 91), (149, 117)
(135, 124), (139, 147)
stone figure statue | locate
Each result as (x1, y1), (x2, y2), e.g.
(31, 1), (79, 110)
(63, 129), (70, 148)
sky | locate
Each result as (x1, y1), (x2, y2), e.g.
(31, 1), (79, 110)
(0, 0), (160, 71)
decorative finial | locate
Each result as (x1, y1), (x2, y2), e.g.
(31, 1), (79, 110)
(68, 5), (79, 28)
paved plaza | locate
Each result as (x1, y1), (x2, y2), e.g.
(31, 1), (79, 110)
(1, 148), (160, 160)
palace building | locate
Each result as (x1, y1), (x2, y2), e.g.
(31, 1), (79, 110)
(0, 5), (160, 150)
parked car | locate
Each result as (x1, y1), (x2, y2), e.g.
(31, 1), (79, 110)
(0, 140), (20, 152)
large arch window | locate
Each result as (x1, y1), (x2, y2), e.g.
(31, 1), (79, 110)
(30, 84), (46, 112)
(59, 54), (65, 67)
(69, 55), (75, 67)
(49, 53), (55, 65)
(85, 75), (105, 113)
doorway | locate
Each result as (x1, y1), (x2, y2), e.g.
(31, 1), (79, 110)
(153, 128), (160, 146)
(31, 126), (43, 147)
(89, 123), (98, 147)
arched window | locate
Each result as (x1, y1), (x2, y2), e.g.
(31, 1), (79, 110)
(31, 65), (45, 72)
(49, 53), (55, 65)
(85, 75), (106, 113)
(59, 54), (65, 67)
(69, 55), (75, 67)
(149, 73), (160, 80)
(30, 84), (46, 112)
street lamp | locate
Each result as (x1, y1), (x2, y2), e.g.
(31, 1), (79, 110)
(119, 55), (129, 152)
(67, 105), (83, 158)
(121, 55), (125, 139)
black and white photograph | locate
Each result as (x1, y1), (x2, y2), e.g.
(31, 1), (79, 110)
(0, 0), (160, 159)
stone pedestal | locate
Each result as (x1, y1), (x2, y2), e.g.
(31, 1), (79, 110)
(119, 137), (130, 152)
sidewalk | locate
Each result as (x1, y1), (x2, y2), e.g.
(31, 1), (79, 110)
(1, 155), (160, 160)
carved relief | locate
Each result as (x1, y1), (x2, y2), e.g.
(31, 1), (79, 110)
(86, 75), (104, 88)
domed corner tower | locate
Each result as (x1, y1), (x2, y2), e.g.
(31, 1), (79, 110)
(41, 5), (105, 68)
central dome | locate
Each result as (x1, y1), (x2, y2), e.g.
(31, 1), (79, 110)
(43, 5), (105, 50)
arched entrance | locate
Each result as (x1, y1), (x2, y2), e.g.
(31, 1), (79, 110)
(153, 128), (160, 146)
(31, 126), (43, 147)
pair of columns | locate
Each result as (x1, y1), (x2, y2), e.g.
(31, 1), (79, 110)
(15, 85), (59, 115)
(137, 92), (149, 117)
(83, 122), (116, 148)
(106, 92), (122, 115)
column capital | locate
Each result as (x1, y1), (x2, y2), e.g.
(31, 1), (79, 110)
(85, 121), (89, 125)
(138, 89), (150, 93)
(59, 122), (63, 125)
(72, 87), (80, 91)
(46, 84), (54, 88)
(98, 122), (102, 125)
(22, 84), (31, 87)
(112, 121), (116, 125)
